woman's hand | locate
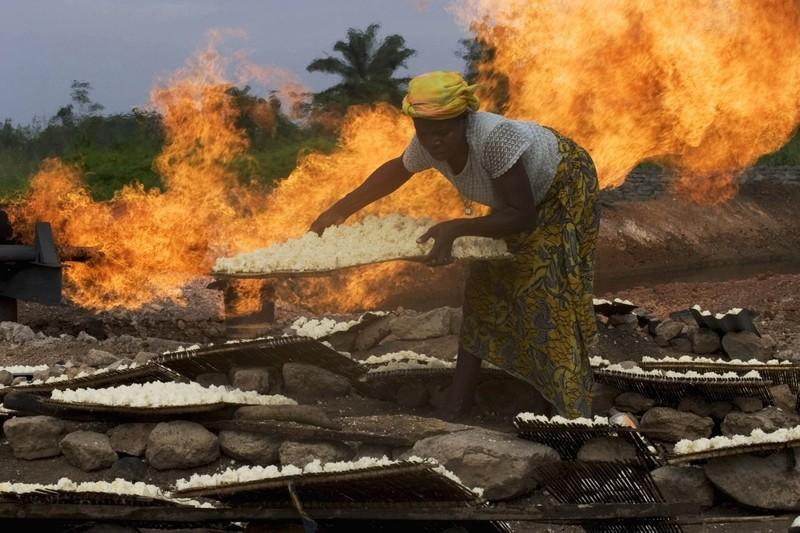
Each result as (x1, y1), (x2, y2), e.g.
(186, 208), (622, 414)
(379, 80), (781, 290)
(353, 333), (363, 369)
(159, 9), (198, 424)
(309, 206), (348, 236)
(417, 220), (463, 266)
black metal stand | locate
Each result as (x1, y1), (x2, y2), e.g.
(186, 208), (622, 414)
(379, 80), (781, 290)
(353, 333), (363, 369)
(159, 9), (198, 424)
(0, 295), (17, 322)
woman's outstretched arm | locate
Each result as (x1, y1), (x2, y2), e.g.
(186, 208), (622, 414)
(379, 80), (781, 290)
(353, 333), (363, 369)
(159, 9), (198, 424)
(309, 156), (413, 235)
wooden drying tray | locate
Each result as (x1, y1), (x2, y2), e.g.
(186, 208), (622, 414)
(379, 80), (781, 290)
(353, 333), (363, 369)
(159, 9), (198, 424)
(639, 360), (800, 392)
(155, 336), (367, 380)
(212, 254), (512, 279)
(667, 438), (800, 464)
(3, 391), (241, 421)
(593, 368), (775, 405)
(0, 489), (196, 508)
(173, 461), (478, 504)
(513, 418), (664, 467)
(0, 363), (182, 399)
(204, 419), (413, 448)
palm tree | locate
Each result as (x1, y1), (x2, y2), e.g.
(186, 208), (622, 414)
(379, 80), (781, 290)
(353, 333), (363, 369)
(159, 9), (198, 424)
(307, 23), (416, 109)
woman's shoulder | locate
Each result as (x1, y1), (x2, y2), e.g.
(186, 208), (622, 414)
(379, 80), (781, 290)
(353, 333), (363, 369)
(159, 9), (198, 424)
(470, 111), (545, 140)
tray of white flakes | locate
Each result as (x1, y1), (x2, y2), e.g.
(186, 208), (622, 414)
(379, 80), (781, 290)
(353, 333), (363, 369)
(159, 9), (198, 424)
(0, 478), (215, 508)
(4, 382), (296, 421)
(173, 456), (484, 503)
(670, 425), (800, 463)
(212, 214), (511, 278)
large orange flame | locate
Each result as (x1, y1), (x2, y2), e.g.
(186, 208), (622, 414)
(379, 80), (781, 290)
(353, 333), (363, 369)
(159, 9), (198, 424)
(459, 0), (800, 202)
(12, 35), (463, 311)
(12, 1), (800, 312)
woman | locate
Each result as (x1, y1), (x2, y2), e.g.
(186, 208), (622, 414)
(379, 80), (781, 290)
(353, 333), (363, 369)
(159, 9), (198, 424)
(310, 71), (599, 418)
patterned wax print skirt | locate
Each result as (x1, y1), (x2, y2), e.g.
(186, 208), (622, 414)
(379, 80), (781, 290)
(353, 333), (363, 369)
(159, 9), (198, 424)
(459, 131), (600, 417)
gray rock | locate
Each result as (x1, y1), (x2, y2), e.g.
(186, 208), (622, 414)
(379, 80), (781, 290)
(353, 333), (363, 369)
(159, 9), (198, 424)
(372, 335), (459, 361)
(352, 316), (393, 352)
(279, 441), (353, 466)
(669, 337), (693, 353)
(110, 457), (148, 482)
(3, 416), (65, 459)
(654, 320), (684, 343)
(0, 370), (13, 386)
(104, 358), (134, 372)
(651, 465), (714, 507)
(639, 407), (714, 442)
(77, 348), (118, 367)
(733, 396), (763, 413)
(722, 331), (774, 361)
(195, 372), (230, 387)
(0, 321), (37, 343)
(133, 351), (158, 365)
(219, 431), (281, 464)
(77, 331), (98, 343)
(107, 423), (154, 457)
(770, 384), (797, 412)
(705, 451), (800, 510)
(395, 382), (430, 408)
(229, 367), (271, 393)
(146, 421), (219, 470)
(11, 376), (27, 386)
(709, 400), (734, 419)
(235, 405), (340, 430)
(60, 431), (118, 472)
(576, 436), (638, 462)
(721, 407), (800, 436)
(677, 396), (713, 417)
(614, 392), (655, 414)
(282, 363), (351, 398)
(690, 328), (721, 354)
(390, 308), (453, 340)
(608, 314), (638, 328)
(402, 428), (560, 500)
(32, 369), (50, 382)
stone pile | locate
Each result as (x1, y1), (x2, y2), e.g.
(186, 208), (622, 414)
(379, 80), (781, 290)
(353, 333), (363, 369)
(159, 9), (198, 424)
(2, 304), (798, 518)
(601, 307), (778, 360)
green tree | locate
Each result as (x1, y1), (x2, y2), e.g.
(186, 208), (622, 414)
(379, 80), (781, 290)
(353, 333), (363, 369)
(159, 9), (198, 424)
(70, 80), (104, 116)
(306, 23), (416, 109)
(457, 36), (509, 113)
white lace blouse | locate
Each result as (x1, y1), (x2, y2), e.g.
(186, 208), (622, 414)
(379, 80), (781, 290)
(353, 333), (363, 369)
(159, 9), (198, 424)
(401, 111), (561, 208)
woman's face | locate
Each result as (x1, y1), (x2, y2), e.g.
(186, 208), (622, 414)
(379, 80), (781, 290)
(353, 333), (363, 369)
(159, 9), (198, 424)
(413, 115), (467, 161)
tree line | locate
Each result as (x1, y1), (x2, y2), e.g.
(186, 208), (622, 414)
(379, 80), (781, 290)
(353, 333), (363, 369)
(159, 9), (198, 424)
(0, 24), (796, 200)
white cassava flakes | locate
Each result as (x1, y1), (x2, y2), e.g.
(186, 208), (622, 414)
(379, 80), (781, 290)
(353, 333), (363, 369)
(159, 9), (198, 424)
(641, 355), (793, 366)
(175, 455), (483, 497)
(0, 478), (214, 508)
(604, 363), (761, 380)
(364, 351), (455, 373)
(213, 214), (509, 274)
(0, 365), (48, 374)
(516, 413), (609, 426)
(292, 312), (389, 339)
(589, 356), (610, 367)
(673, 425), (800, 455)
(50, 381), (296, 408)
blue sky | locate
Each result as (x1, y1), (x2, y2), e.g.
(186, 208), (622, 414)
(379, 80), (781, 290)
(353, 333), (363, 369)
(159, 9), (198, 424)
(0, 0), (469, 123)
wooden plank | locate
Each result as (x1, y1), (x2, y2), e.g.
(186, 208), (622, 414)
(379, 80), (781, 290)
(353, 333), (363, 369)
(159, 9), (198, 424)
(0, 502), (701, 522)
(211, 255), (510, 280)
(202, 419), (412, 447)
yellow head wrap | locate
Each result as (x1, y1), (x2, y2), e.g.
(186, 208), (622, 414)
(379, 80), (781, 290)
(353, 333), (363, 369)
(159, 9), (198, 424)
(402, 71), (479, 120)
